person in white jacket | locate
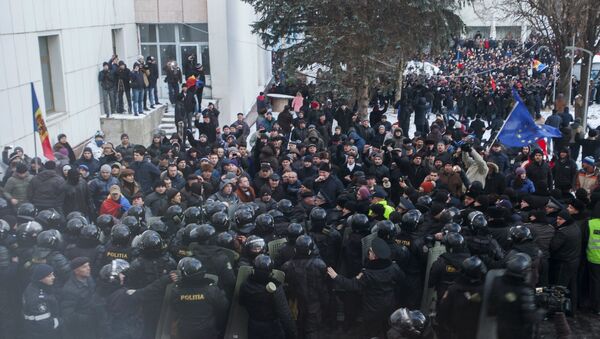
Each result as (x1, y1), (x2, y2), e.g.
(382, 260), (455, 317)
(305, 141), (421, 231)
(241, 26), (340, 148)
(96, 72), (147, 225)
(461, 144), (489, 188)
(86, 130), (106, 159)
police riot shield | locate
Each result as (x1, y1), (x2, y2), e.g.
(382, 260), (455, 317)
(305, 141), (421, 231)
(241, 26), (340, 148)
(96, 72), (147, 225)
(224, 266), (285, 339)
(268, 238), (287, 260)
(220, 247), (240, 265)
(155, 283), (175, 339)
(420, 241), (446, 313)
(476, 269), (505, 339)
(361, 233), (378, 264)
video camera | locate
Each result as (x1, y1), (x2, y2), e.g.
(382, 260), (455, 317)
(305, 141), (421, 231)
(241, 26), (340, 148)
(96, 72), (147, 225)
(535, 286), (572, 316)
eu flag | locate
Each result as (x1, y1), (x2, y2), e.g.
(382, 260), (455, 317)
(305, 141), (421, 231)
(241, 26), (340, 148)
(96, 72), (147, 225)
(497, 89), (561, 147)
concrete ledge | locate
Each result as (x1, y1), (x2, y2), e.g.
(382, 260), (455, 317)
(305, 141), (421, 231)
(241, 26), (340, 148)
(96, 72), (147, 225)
(100, 105), (166, 146)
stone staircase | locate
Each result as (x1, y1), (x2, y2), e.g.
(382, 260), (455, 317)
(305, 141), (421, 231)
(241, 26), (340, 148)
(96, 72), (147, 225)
(158, 105), (177, 136)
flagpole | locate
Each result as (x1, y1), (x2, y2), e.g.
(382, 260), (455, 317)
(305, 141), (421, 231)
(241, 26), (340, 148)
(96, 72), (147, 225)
(31, 82), (39, 174)
(486, 100), (519, 152)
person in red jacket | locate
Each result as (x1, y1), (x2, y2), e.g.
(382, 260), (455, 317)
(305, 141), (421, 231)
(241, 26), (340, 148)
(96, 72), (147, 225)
(99, 185), (131, 218)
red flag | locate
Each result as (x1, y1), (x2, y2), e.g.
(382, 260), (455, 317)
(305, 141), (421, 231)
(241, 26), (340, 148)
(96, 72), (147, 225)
(490, 74), (497, 92)
(31, 83), (55, 160)
(536, 138), (547, 156)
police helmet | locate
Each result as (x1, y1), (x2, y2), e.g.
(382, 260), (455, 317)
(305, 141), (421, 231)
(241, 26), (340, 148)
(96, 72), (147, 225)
(110, 224), (131, 246)
(442, 222), (462, 235)
(17, 203), (37, 221)
(79, 224), (100, 244)
(446, 207), (462, 223)
(416, 195), (432, 207)
(96, 214), (115, 231)
(99, 259), (130, 285)
(164, 205), (184, 224)
(389, 308), (429, 336)
(138, 230), (165, 257)
(439, 208), (458, 224)
(36, 209), (64, 229)
(286, 223), (304, 243)
(244, 235), (266, 258)
(183, 206), (203, 224)
(310, 207), (327, 222)
(204, 201), (228, 219)
(508, 225), (533, 243)
(255, 214), (275, 234)
(122, 216), (142, 235)
(375, 220), (397, 241)
(0, 219), (10, 241)
(234, 208), (254, 227)
(36, 229), (63, 250)
(126, 205), (146, 222)
(401, 209), (422, 232)
(211, 212), (230, 232)
(216, 231), (235, 250)
(267, 209), (284, 220)
(148, 219), (169, 238)
(16, 221), (43, 246)
(506, 252), (532, 279)
(253, 254), (273, 272)
(66, 211), (85, 222)
(189, 224), (215, 244)
(277, 199), (294, 214)
(178, 257), (206, 280)
(295, 235), (314, 256)
(182, 223), (201, 246)
(349, 214), (370, 232)
(469, 212), (488, 230)
(461, 256), (488, 282)
(442, 232), (465, 252)
(65, 218), (85, 237)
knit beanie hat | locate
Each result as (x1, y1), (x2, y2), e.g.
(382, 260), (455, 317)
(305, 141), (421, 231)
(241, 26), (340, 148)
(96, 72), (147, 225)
(31, 264), (54, 282)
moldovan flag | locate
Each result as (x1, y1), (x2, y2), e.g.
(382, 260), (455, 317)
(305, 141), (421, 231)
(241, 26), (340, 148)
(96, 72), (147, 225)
(31, 83), (55, 160)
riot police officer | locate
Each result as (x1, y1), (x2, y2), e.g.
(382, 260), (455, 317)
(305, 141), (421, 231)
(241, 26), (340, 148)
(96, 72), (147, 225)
(438, 256), (487, 339)
(281, 235), (329, 338)
(163, 205), (184, 236)
(35, 209), (64, 231)
(127, 230), (177, 338)
(504, 225), (542, 286)
(189, 224), (236, 297)
(64, 224), (104, 274)
(307, 207), (341, 269)
(387, 308), (432, 339)
(464, 211), (504, 267)
(22, 264), (61, 339)
(240, 254), (297, 339)
(487, 253), (538, 339)
(33, 230), (71, 286)
(428, 232), (470, 301)
(100, 224), (133, 266)
(273, 223), (304, 269)
(239, 235), (266, 267)
(171, 257), (229, 339)
(96, 214), (116, 244)
(255, 213), (278, 243)
(374, 220), (409, 265)
(211, 211), (230, 233)
(397, 210), (426, 308)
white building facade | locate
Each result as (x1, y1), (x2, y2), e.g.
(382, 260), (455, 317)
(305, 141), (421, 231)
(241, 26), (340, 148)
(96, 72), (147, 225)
(458, 0), (530, 41)
(0, 0), (139, 155)
(0, 0), (271, 156)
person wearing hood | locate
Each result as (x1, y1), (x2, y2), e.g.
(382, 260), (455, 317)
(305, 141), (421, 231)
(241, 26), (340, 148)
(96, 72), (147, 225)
(99, 143), (119, 167)
(86, 131), (106, 160)
(27, 161), (65, 212)
(53, 133), (76, 164)
(62, 168), (95, 218)
(74, 147), (100, 176)
(88, 164), (120, 210)
(209, 180), (240, 207)
(22, 264), (61, 339)
(550, 209), (581, 309)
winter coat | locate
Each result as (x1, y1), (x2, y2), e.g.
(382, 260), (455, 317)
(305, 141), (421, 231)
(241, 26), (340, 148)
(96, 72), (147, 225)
(484, 162), (506, 195)
(62, 178), (95, 218)
(414, 97), (428, 125)
(88, 176), (120, 210)
(61, 275), (98, 339)
(552, 157), (578, 190)
(439, 171), (464, 197)
(510, 178), (536, 194)
(129, 160), (161, 194)
(4, 172), (32, 204)
(487, 150), (510, 174)
(550, 220), (581, 265)
(313, 175), (344, 208)
(525, 161), (553, 191)
(129, 70), (145, 89)
(576, 168), (600, 194)
(74, 157), (101, 176)
(462, 150), (489, 187)
(27, 170), (65, 211)
(145, 192), (169, 217)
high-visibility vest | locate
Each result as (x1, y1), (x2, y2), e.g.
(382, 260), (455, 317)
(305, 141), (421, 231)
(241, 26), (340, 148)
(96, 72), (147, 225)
(586, 219), (600, 264)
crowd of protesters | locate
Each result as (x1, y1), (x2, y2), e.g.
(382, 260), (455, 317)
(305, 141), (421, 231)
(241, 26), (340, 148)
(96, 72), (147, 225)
(0, 30), (600, 339)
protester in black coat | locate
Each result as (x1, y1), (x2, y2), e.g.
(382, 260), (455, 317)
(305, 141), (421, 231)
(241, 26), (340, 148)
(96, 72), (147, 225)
(27, 163), (65, 212)
(552, 148), (578, 194)
(60, 258), (99, 339)
(62, 168), (95, 219)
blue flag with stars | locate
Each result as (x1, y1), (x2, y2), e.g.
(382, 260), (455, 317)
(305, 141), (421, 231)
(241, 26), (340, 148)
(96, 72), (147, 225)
(497, 89), (561, 147)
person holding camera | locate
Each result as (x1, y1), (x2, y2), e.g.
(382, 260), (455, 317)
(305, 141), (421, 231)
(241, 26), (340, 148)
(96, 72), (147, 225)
(165, 61), (183, 106)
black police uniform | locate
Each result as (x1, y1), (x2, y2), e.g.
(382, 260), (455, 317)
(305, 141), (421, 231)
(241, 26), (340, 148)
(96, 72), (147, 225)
(309, 226), (341, 269)
(100, 241), (133, 267)
(190, 243), (236, 297)
(171, 278), (229, 339)
(396, 231), (426, 308)
(281, 252), (329, 339)
(428, 252), (471, 301)
(22, 281), (61, 339)
(240, 271), (297, 339)
(488, 274), (537, 339)
(437, 275), (484, 339)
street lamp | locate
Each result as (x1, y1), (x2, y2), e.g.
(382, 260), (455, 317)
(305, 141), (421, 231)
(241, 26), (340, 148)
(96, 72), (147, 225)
(565, 46), (593, 128)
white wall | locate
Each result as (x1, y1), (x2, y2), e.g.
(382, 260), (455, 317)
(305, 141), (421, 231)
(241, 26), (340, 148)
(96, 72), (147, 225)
(207, 0), (272, 126)
(0, 0), (139, 156)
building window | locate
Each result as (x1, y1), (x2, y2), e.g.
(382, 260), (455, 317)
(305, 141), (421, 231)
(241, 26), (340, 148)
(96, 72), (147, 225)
(139, 24), (157, 43)
(179, 24), (209, 43)
(158, 24), (176, 42)
(38, 36), (55, 112)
